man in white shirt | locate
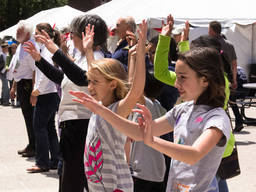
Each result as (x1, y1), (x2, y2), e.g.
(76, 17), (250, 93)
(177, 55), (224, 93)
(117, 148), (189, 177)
(10, 20), (36, 157)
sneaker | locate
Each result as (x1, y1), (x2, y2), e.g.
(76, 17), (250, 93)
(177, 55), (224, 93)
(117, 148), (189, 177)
(233, 124), (244, 132)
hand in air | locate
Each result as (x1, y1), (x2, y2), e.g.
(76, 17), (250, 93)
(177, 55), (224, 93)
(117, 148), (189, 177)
(133, 103), (154, 146)
(35, 30), (59, 54)
(23, 41), (41, 62)
(181, 20), (190, 41)
(136, 19), (148, 53)
(161, 14), (174, 36)
(82, 24), (95, 52)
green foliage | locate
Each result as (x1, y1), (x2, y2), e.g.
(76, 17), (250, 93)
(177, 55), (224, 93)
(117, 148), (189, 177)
(0, 0), (68, 32)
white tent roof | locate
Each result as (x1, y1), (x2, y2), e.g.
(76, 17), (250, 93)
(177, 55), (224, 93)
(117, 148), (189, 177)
(86, 0), (256, 28)
(0, 5), (84, 38)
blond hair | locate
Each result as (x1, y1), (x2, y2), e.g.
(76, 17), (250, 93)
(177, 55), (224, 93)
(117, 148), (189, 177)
(86, 58), (129, 102)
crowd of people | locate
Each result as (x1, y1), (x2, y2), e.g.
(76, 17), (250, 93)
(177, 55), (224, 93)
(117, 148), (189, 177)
(0, 12), (246, 192)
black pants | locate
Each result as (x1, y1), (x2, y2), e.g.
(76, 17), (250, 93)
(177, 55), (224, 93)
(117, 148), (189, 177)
(133, 177), (165, 192)
(229, 91), (243, 125)
(59, 119), (89, 192)
(17, 79), (35, 150)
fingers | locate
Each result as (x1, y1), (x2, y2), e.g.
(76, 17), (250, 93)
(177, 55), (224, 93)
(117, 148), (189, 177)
(137, 20), (147, 47)
(82, 31), (85, 40)
(35, 35), (47, 44)
(23, 41), (35, 51)
(85, 24), (95, 36)
(126, 31), (137, 47)
(137, 117), (144, 127)
(41, 30), (51, 39)
(72, 98), (84, 104)
(69, 90), (88, 99)
(132, 103), (152, 122)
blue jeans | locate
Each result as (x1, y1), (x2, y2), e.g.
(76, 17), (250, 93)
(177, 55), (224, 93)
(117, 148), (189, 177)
(33, 92), (60, 169)
(208, 177), (219, 192)
(217, 176), (229, 192)
(0, 72), (10, 103)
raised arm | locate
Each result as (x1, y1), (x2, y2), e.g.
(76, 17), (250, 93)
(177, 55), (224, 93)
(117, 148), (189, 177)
(24, 41), (64, 84)
(117, 20), (147, 118)
(82, 24), (95, 69)
(178, 20), (190, 53)
(154, 14), (177, 86)
(35, 30), (88, 86)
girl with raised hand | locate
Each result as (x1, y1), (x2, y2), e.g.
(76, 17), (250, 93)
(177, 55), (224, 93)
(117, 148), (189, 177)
(68, 20), (147, 192)
(70, 47), (231, 192)
(24, 15), (108, 192)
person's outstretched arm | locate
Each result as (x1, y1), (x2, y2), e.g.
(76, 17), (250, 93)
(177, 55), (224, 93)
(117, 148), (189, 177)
(35, 30), (88, 86)
(69, 91), (172, 141)
(24, 41), (64, 85)
(52, 50), (88, 86)
(135, 104), (225, 165)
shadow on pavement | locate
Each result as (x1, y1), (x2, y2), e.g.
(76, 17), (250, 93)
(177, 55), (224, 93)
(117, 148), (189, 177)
(236, 141), (256, 146)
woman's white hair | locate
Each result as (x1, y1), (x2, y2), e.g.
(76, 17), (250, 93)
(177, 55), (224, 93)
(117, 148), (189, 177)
(17, 20), (34, 36)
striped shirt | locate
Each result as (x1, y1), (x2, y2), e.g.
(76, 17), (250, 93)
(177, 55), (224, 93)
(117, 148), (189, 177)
(84, 102), (133, 192)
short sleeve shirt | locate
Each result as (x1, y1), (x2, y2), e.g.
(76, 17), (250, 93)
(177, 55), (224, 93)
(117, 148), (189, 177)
(85, 102), (133, 192)
(165, 101), (231, 192)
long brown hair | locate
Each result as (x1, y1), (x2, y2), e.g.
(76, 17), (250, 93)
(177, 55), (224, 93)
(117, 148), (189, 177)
(36, 23), (61, 47)
(178, 47), (226, 108)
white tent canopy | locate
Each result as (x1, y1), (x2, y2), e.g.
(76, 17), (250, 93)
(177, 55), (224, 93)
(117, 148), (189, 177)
(86, 0), (256, 27)
(87, 0), (256, 75)
(0, 5), (84, 39)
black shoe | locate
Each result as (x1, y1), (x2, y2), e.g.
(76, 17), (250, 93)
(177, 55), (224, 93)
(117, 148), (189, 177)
(22, 150), (36, 157)
(233, 124), (244, 132)
(17, 146), (29, 155)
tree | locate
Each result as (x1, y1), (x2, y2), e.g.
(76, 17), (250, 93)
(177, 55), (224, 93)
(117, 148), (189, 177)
(0, 0), (68, 32)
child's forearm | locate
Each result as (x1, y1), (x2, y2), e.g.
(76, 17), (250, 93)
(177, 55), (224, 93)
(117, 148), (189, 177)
(97, 104), (144, 141)
(148, 137), (200, 165)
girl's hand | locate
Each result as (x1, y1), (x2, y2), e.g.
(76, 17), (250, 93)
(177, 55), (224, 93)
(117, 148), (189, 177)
(161, 14), (174, 36)
(133, 103), (154, 146)
(82, 24), (94, 52)
(35, 30), (59, 54)
(181, 20), (190, 41)
(69, 91), (102, 114)
(23, 41), (41, 62)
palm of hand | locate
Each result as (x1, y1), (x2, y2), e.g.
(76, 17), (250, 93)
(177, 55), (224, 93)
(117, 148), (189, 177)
(83, 35), (93, 50)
